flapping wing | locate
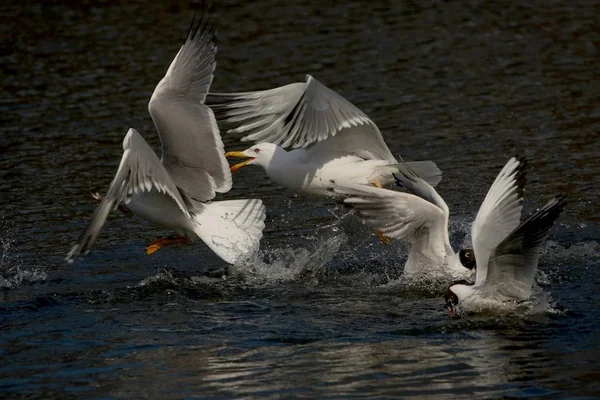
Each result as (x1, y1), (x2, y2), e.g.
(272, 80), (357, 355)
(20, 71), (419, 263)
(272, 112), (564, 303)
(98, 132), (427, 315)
(483, 196), (566, 299)
(149, 6), (232, 203)
(207, 75), (396, 161)
(66, 129), (189, 263)
(334, 184), (446, 243)
(472, 156), (527, 286)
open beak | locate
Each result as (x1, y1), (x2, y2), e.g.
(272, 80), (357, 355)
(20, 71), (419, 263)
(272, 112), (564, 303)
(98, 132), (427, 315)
(225, 151), (254, 173)
(446, 301), (455, 318)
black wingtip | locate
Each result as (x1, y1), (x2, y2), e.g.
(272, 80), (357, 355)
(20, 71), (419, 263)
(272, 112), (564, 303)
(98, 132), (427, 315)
(520, 194), (567, 241)
(540, 194), (568, 216)
(555, 194), (568, 206)
(185, 1), (215, 46)
(189, 0), (207, 10)
(186, 3), (199, 43)
(548, 194), (568, 216)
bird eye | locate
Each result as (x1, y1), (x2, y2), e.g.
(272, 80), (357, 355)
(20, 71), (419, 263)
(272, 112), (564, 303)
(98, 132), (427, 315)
(254, 148), (260, 153)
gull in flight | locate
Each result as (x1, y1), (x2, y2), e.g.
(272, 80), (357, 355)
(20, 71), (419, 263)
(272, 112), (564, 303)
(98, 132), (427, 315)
(333, 158), (484, 281)
(66, 7), (266, 264)
(206, 75), (442, 197)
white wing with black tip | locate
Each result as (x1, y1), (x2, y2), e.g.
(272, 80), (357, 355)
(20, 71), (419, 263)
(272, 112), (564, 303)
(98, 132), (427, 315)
(482, 195), (567, 299)
(149, 5), (232, 204)
(471, 156), (527, 286)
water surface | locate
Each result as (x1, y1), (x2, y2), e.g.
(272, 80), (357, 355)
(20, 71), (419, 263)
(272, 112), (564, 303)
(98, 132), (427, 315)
(1, 0), (599, 398)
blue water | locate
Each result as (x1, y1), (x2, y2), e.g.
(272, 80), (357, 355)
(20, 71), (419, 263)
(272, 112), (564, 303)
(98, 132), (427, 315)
(1, 1), (599, 398)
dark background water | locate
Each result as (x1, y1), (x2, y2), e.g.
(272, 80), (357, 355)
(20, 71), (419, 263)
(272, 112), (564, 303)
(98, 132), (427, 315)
(1, 0), (599, 398)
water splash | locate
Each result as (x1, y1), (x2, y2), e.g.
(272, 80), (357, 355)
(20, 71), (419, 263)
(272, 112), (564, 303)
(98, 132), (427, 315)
(450, 284), (561, 318)
(0, 231), (47, 289)
(229, 230), (347, 286)
(126, 212), (597, 304)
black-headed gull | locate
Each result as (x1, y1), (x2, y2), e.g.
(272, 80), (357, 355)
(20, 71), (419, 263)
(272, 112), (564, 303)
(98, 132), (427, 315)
(332, 156), (499, 281)
(444, 188), (566, 316)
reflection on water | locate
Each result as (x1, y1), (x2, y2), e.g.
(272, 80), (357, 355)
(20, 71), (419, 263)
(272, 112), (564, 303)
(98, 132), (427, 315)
(1, 0), (599, 398)
(20, 316), (591, 399)
(1, 256), (598, 398)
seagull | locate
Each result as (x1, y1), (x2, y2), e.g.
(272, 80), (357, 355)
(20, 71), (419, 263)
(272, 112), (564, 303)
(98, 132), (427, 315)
(335, 155), (565, 313)
(66, 7), (266, 265)
(206, 75), (442, 197)
(333, 158), (487, 281)
(444, 193), (566, 316)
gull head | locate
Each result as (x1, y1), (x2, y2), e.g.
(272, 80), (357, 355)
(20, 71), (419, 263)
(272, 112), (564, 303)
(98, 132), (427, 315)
(459, 248), (476, 270)
(444, 279), (473, 318)
(225, 143), (281, 172)
(444, 287), (459, 318)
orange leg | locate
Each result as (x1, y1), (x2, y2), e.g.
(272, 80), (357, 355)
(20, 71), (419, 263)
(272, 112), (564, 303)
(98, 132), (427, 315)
(375, 230), (390, 245)
(146, 235), (190, 255)
(370, 179), (382, 188)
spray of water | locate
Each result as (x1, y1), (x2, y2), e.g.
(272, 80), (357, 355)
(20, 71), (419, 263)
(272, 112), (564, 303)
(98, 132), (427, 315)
(228, 230), (347, 287)
(0, 231), (47, 289)
(128, 206), (595, 316)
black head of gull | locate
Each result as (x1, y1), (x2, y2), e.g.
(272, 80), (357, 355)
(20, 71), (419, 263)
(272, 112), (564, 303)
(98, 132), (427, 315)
(459, 248), (477, 270)
(444, 279), (472, 317)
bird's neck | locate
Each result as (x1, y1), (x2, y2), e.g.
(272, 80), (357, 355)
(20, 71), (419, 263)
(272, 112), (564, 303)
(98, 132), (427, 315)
(446, 252), (475, 278)
(450, 283), (475, 302)
(263, 148), (304, 186)
(404, 228), (449, 276)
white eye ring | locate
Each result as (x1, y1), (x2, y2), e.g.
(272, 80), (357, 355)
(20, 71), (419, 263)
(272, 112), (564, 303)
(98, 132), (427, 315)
(254, 148), (261, 153)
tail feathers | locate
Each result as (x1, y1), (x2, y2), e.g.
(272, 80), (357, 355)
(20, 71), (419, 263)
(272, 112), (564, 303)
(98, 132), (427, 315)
(379, 160), (442, 188)
(193, 199), (266, 264)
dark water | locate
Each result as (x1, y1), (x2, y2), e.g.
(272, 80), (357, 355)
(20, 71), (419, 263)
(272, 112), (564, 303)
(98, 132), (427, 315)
(2, 0), (600, 398)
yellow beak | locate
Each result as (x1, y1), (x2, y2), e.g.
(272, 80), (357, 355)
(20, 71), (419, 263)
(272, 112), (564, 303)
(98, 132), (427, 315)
(225, 151), (254, 173)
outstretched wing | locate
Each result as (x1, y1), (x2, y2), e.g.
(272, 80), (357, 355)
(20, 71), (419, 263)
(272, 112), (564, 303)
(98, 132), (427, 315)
(66, 129), (189, 263)
(149, 6), (232, 203)
(334, 183), (447, 244)
(483, 196), (567, 299)
(471, 156), (527, 286)
(207, 75), (396, 161)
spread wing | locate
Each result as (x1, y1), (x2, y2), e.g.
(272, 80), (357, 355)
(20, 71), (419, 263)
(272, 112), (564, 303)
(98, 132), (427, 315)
(207, 75), (396, 162)
(149, 6), (232, 203)
(483, 196), (567, 299)
(471, 156), (527, 286)
(334, 184), (447, 244)
(66, 129), (189, 263)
